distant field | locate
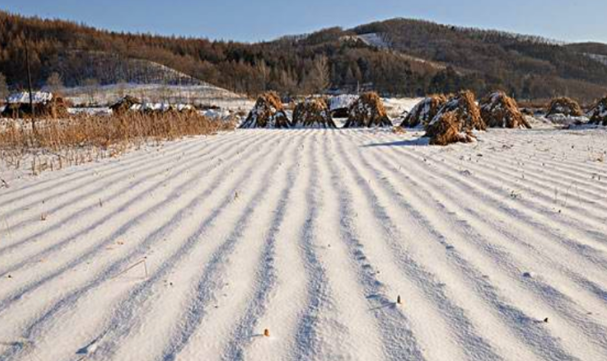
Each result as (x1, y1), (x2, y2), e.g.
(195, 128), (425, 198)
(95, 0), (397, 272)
(0, 128), (606, 360)
(62, 83), (254, 111)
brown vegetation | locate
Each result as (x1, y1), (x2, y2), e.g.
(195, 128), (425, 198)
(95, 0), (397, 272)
(400, 94), (448, 128)
(424, 90), (484, 146)
(480, 91), (531, 128)
(240, 92), (290, 128)
(0, 112), (234, 172)
(433, 90), (486, 131)
(2, 96), (70, 119)
(7, 12), (607, 101)
(425, 111), (476, 146)
(343, 92), (392, 128)
(110, 95), (141, 115)
(546, 97), (583, 117)
(588, 97), (607, 126)
(292, 98), (336, 128)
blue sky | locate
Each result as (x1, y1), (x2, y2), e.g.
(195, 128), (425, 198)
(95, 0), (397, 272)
(2, 0), (606, 43)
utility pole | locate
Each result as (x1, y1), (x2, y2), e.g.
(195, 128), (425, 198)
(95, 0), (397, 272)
(24, 33), (37, 139)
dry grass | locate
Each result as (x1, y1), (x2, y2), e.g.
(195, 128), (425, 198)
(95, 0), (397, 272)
(425, 111), (476, 146)
(588, 96), (607, 126)
(344, 92), (392, 128)
(110, 95), (141, 115)
(434, 90), (486, 131)
(400, 94), (448, 128)
(546, 97), (583, 117)
(292, 98), (336, 128)
(392, 126), (406, 134)
(425, 91), (483, 146)
(480, 91), (531, 129)
(240, 91), (290, 129)
(0, 112), (235, 174)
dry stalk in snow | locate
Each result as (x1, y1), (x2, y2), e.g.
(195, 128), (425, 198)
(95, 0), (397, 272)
(0, 111), (233, 174)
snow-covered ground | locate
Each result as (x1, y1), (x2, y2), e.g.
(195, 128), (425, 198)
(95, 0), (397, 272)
(63, 83), (254, 111)
(383, 97), (423, 118)
(0, 128), (607, 361)
(357, 33), (391, 49)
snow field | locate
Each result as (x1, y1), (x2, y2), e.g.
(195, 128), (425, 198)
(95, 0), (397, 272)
(0, 128), (606, 360)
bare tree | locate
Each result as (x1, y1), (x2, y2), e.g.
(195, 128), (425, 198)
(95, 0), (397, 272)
(255, 61), (270, 92)
(82, 78), (99, 105)
(46, 72), (64, 95)
(279, 69), (297, 95)
(116, 79), (127, 99)
(302, 55), (331, 95)
(160, 75), (171, 104)
(312, 55), (331, 92)
(0, 73), (8, 103)
(24, 35), (38, 138)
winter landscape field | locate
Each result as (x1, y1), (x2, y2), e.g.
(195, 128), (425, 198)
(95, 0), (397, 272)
(3, 2), (607, 361)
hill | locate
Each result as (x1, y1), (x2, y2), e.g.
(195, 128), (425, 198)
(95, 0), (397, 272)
(2, 12), (607, 101)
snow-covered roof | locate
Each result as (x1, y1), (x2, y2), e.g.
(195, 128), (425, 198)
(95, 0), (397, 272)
(8, 91), (53, 104)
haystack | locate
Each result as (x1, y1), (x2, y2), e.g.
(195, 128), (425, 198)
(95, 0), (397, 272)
(110, 95), (141, 115)
(480, 91), (531, 129)
(292, 98), (336, 128)
(432, 90), (486, 131)
(546, 97), (583, 118)
(425, 111), (476, 146)
(588, 97), (607, 126)
(424, 90), (484, 146)
(240, 92), (291, 129)
(400, 95), (448, 128)
(343, 92), (392, 128)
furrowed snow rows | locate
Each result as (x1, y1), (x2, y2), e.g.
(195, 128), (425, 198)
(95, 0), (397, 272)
(0, 128), (606, 361)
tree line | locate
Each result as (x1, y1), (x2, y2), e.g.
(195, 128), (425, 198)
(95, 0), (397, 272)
(2, 11), (607, 102)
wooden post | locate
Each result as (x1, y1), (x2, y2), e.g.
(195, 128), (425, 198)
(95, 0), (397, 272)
(24, 34), (37, 139)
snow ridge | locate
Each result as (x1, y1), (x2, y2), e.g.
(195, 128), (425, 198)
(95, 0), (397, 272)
(0, 128), (606, 361)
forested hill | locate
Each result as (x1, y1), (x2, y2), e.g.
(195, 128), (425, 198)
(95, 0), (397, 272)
(2, 11), (607, 102)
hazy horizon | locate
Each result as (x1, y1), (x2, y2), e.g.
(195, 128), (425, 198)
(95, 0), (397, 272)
(2, 0), (607, 44)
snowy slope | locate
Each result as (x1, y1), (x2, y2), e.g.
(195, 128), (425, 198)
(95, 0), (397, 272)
(0, 128), (606, 361)
(62, 83), (252, 110)
(357, 33), (391, 49)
